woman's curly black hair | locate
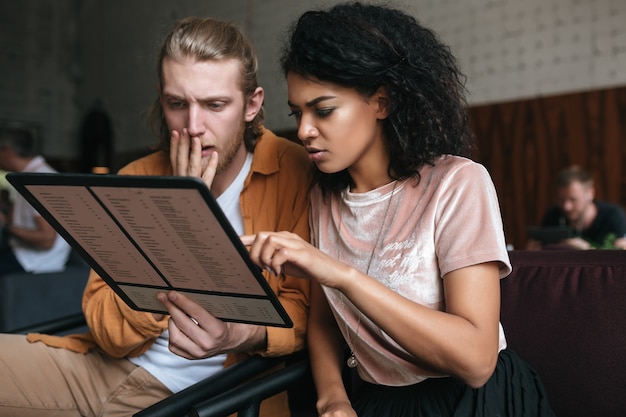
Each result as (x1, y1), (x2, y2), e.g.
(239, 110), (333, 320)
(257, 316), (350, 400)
(281, 2), (474, 194)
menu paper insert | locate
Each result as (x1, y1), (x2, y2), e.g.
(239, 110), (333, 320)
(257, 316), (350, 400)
(6, 173), (292, 328)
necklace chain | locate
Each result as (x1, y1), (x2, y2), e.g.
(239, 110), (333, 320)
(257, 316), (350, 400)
(339, 181), (397, 368)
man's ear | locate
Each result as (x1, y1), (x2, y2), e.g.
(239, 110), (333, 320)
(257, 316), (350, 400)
(244, 87), (264, 122)
(157, 83), (165, 107)
(374, 86), (390, 120)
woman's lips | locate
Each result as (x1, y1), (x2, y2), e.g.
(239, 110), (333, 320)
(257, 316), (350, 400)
(306, 148), (326, 162)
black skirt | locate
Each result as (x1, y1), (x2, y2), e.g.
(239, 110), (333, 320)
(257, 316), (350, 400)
(350, 349), (555, 417)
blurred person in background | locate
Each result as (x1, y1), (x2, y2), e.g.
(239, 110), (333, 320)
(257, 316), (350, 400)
(0, 125), (70, 273)
(529, 165), (626, 250)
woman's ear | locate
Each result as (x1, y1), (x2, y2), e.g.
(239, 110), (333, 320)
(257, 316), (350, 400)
(374, 86), (390, 120)
(244, 87), (265, 122)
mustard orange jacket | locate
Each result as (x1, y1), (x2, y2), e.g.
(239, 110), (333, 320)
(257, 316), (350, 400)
(28, 129), (312, 416)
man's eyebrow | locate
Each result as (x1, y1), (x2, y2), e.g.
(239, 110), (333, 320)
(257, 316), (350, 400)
(162, 92), (183, 99)
(161, 91), (231, 102)
(288, 96), (337, 108)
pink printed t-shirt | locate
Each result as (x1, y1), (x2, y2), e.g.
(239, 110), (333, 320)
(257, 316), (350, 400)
(310, 155), (512, 386)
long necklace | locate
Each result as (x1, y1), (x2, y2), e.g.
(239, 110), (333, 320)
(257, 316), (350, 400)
(339, 180), (397, 368)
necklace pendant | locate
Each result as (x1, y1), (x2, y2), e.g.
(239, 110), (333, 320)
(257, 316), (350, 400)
(347, 353), (358, 368)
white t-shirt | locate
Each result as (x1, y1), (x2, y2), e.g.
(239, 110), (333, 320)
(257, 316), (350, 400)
(11, 156), (71, 272)
(129, 152), (253, 393)
(311, 155), (512, 386)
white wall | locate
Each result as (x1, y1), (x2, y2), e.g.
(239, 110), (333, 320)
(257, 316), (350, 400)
(418, 0), (626, 104)
(1, 0), (625, 158)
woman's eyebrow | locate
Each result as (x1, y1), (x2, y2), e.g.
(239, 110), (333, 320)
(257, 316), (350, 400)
(287, 96), (337, 108)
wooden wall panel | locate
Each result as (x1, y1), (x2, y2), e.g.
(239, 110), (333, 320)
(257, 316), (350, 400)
(469, 85), (626, 249)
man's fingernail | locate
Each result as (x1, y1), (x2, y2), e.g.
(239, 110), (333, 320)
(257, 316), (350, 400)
(264, 266), (278, 276)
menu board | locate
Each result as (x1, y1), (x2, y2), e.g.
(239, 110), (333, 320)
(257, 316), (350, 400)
(7, 172), (292, 328)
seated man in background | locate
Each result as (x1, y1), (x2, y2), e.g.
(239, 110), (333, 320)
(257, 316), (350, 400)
(0, 125), (71, 273)
(529, 165), (626, 250)
(0, 16), (311, 417)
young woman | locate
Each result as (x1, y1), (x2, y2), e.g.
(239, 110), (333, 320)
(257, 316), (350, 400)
(242, 3), (555, 416)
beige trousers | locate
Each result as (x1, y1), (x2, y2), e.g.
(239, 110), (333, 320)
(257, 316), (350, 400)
(0, 334), (172, 417)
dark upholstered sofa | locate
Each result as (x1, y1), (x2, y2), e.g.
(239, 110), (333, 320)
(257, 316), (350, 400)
(0, 249), (91, 332)
(502, 250), (626, 417)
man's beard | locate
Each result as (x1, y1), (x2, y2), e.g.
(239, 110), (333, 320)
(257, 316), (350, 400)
(209, 119), (246, 175)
